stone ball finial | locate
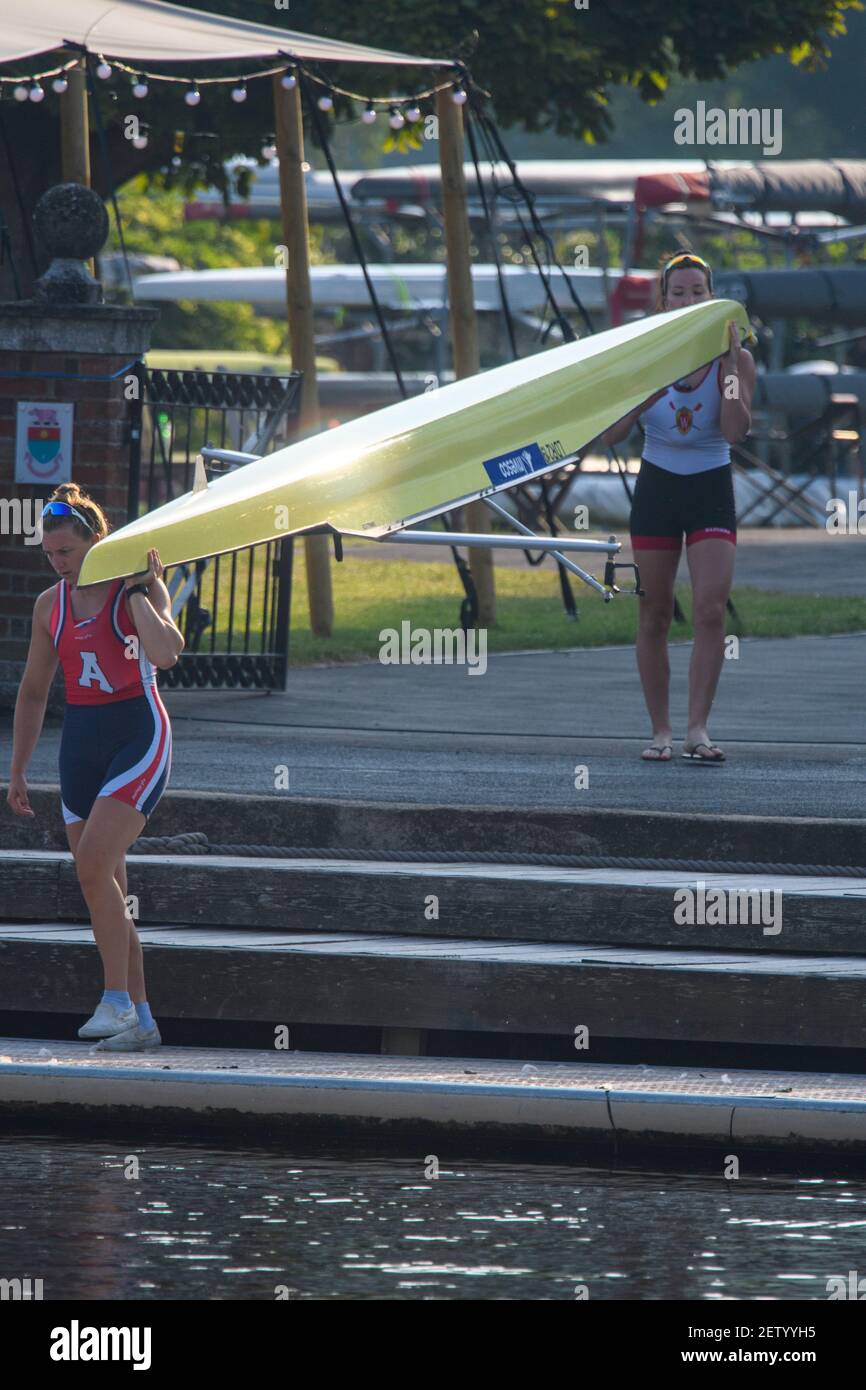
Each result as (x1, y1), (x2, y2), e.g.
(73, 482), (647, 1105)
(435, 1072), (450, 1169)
(32, 183), (110, 305)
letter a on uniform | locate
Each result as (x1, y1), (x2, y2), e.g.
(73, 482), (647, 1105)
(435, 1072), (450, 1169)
(78, 651), (114, 692)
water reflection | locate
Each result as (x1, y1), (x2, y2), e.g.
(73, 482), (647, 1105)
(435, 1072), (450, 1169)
(1, 1133), (864, 1300)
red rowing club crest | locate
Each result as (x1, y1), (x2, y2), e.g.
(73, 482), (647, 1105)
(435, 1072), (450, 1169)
(27, 423), (61, 468)
(669, 401), (703, 435)
(16, 403), (71, 482)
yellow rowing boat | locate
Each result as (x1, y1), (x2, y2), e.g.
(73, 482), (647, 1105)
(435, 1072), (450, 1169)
(78, 298), (753, 589)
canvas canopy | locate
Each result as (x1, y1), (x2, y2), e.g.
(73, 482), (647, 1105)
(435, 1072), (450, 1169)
(635, 160), (866, 219)
(709, 160), (866, 217)
(0, 0), (446, 68)
(714, 268), (866, 325)
(630, 159), (866, 264)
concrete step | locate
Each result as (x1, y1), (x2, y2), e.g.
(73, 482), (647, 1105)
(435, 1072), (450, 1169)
(3, 923), (866, 1049)
(1, 1039), (864, 1154)
(6, 786), (866, 869)
(3, 848), (865, 953)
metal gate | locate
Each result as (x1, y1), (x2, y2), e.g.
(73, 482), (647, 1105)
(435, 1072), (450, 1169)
(128, 365), (303, 690)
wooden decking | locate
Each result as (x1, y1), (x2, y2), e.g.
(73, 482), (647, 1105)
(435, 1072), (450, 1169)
(1, 930), (864, 1046)
(1, 1040), (865, 1152)
(5, 849), (866, 950)
(3, 828), (866, 1149)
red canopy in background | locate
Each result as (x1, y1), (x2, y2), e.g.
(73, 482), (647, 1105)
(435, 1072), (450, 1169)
(608, 273), (656, 326)
(633, 171), (711, 208)
(631, 171), (711, 265)
(629, 161), (866, 267)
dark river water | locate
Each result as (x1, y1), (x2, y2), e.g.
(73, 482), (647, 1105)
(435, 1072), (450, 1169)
(2, 1131), (865, 1300)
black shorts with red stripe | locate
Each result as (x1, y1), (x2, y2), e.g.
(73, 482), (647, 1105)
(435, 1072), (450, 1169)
(629, 458), (737, 552)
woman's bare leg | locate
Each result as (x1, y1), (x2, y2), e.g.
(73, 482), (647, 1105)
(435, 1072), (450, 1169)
(67, 819), (146, 1002)
(72, 798), (147, 991)
(685, 538), (736, 751)
(634, 547), (682, 753)
(111, 854), (146, 1004)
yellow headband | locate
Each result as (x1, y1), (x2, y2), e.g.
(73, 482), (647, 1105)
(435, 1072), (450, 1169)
(663, 254), (713, 292)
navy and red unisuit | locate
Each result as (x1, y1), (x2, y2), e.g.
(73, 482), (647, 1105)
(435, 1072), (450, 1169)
(50, 578), (172, 825)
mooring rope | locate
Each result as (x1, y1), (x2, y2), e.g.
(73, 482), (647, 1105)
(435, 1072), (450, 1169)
(128, 833), (866, 877)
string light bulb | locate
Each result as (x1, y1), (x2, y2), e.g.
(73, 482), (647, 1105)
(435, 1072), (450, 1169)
(261, 141), (277, 160)
(1, 64), (459, 123)
(133, 133), (148, 150)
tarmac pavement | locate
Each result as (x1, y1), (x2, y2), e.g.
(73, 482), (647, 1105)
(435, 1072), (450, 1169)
(7, 631), (864, 819)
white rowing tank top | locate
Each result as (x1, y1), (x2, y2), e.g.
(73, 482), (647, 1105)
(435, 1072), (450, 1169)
(639, 358), (730, 475)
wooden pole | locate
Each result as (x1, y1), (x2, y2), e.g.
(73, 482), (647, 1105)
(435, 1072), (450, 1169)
(435, 80), (495, 627)
(60, 60), (90, 186)
(59, 60), (95, 278)
(272, 73), (333, 638)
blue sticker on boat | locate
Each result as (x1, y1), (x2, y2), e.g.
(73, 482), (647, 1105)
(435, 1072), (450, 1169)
(482, 442), (547, 486)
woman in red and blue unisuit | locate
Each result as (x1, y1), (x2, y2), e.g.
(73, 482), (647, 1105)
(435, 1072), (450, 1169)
(603, 253), (756, 763)
(7, 483), (184, 1050)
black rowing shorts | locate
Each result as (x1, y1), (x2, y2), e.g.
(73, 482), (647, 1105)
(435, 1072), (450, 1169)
(630, 459), (737, 552)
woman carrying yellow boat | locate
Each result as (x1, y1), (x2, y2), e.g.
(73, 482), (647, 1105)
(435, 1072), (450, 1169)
(6, 484), (184, 1050)
(603, 253), (756, 763)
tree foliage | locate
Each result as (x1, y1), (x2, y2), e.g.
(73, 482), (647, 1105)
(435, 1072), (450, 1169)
(191, 0), (861, 138)
(107, 177), (338, 351)
(0, 0), (860, 299)
(160, 0), (861, 192)
(25, 0), (866, 198)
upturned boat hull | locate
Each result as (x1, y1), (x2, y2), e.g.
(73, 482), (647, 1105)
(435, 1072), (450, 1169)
(78, 298), (752, 586)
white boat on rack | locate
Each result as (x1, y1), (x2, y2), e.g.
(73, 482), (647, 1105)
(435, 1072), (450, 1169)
(133, 262), (655, 316)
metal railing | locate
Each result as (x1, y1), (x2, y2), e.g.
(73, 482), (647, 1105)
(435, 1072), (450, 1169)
(128, 365), (302, 690)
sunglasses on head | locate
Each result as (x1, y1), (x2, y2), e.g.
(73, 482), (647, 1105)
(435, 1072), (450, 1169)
(663, 253), (713, 292)
(41, 500), (95, 533)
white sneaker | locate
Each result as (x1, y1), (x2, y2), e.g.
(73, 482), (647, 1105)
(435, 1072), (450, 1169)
(77, 1001), (137, 1039)
(93, 1022), (162, 1052)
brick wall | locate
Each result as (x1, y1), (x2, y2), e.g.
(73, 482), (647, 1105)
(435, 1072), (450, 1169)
(0, 305), (157, 714)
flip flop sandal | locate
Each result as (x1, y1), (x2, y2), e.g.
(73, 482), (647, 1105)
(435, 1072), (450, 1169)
(641, 743), (672, 761)
(682, 742), (726, 763)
